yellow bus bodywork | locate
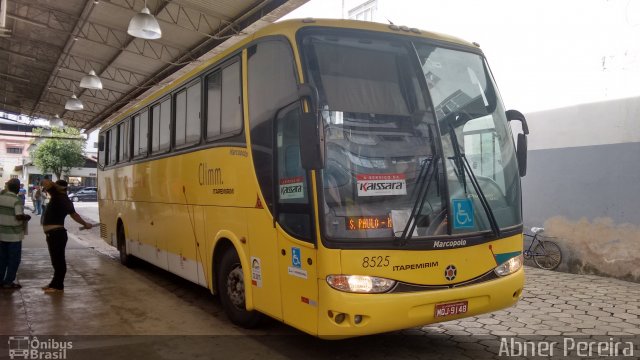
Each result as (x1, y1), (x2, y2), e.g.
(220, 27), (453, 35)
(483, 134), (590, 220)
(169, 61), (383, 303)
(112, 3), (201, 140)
(99, 18), (524, 338)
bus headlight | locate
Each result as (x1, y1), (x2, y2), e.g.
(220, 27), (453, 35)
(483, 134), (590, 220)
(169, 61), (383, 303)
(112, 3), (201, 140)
(326, 275), (396, 293)
(494, 254), (524, 276)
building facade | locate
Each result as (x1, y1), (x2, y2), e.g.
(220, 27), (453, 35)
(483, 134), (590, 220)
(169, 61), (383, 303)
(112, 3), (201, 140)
(0, 119), (36, 185)
(1, 118), (98, 189)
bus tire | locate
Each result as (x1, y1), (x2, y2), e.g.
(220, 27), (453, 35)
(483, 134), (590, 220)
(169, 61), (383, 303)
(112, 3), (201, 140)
(117, 223), (135, 268)
(217, 249), (262, 328)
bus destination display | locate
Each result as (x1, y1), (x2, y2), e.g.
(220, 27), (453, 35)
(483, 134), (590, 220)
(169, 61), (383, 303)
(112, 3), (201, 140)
(347, 215), (393, 230)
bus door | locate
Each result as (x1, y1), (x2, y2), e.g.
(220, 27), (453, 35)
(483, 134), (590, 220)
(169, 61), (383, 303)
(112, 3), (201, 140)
(274, 103), (319, 334)
(247, 206), (282, 319)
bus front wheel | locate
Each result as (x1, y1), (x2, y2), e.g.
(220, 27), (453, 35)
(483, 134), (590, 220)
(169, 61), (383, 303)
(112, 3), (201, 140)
(217, 249), (262, 328)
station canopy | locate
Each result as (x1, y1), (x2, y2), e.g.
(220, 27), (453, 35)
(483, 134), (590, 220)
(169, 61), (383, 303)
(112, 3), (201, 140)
(0, 0), (307, 132)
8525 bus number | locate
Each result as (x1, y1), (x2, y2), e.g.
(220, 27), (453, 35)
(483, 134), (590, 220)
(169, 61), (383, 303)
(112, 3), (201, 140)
(362, 256), (390, 268)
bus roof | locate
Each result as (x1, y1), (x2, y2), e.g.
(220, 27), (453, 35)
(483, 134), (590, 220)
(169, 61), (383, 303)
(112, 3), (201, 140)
(262, 18), (477, 49)
(101, 18), (479, 130)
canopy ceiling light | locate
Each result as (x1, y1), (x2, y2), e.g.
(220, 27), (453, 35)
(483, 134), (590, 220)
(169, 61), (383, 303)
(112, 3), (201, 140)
(127, 0), (161, 40)
(50, 114), (64, 128)
(65, 94), (83, 111)
(80, 70), (102, 90)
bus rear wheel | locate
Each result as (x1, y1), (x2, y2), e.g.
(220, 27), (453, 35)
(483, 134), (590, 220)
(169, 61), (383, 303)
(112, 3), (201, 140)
(217, 249), (262, 328)
(117, 223), (135, 267)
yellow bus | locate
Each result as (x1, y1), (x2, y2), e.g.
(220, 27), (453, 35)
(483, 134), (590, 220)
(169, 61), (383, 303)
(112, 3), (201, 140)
(97, 18), (530, 338)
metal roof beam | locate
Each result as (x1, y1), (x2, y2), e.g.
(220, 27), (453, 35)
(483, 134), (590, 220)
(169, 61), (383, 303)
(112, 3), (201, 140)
(0, 104), (26, 116)
(47, 75), (124, 103)
(0, 89), (27, 103)
(103, 0), (233, 40)
(60, 53), (150, 88)
(0, 39), (59, 61)
(9, 2), (193, 65)
(76, 21), (192, 65)
(86, 0), (289, 131)
(67, 0), (172, 125)
(35, 102), (95, 127)
(43, 91), (107, 114)
(10, 1), (76, 33)
(61, 111), (95, 126)
(0, 36), (60, 66)
(31, 0), (96, 122)
(0, 71), (28, 82)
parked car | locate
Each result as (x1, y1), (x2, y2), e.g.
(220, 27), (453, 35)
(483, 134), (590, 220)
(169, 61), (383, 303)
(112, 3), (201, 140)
(68, 187), (97, 202)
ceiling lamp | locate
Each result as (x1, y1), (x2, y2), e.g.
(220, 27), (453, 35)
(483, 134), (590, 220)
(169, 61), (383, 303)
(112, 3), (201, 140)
(127, 0), (162, 40)
(50, 114), (64, 128)
(65, 94), (84, 111)
(80, 70), (102, 89)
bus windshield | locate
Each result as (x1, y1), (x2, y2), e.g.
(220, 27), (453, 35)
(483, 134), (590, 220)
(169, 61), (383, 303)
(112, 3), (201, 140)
(300, 29), (522, 241)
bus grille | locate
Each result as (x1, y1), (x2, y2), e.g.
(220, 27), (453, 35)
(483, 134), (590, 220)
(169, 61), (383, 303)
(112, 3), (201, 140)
(100, 223), (107, 239)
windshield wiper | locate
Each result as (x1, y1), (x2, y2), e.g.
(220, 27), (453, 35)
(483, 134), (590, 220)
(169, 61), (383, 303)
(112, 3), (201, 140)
(397, 153), (440, 245)
(447, 122), (500, 237)
(397, 125), (440, 245)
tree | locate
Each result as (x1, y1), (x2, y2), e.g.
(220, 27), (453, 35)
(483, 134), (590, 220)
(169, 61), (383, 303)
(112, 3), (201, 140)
(31, 127), (86, 180)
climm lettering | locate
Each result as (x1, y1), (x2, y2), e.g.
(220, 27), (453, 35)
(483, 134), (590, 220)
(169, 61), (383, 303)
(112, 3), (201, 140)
(393, 261), (438, 271)
(199, 163), (223, 185)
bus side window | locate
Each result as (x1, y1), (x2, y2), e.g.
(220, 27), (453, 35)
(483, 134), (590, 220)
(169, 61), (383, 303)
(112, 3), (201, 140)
(132, 110), (149, 157)
(248, 39), (299, 211)
(175, 81), (201, 147)
(98, 134), (106, 167)
(276, 103), (313, 242)
(151, 98), (171, 154)
(108, 128), (117, 165)
(118, 119), (130, 162)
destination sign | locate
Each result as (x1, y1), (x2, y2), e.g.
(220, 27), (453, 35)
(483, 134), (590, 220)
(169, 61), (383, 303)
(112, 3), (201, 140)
(346, 215), (393, 230)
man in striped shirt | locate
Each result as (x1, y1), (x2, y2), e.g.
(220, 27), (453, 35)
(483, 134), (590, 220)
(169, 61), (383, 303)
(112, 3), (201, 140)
(0, 178), (30, 289)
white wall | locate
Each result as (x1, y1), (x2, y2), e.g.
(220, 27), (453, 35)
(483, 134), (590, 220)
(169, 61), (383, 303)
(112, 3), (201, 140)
(526, 96), (640, 151)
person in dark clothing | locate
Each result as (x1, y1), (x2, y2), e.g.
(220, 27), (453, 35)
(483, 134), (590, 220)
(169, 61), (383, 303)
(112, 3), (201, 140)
(41, 179), (93, 293)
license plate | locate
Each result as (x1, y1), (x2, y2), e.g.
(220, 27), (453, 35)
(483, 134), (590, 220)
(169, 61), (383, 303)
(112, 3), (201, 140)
(434, 300), (468, 317)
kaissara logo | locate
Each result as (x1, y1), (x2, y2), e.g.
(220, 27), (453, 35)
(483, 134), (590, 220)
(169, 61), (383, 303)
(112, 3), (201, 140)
(279, 177), (304, 200)
(356, 174), (407, 197)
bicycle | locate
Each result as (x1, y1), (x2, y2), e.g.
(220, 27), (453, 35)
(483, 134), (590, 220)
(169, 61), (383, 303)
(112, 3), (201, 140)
(523, 227), (563, 270)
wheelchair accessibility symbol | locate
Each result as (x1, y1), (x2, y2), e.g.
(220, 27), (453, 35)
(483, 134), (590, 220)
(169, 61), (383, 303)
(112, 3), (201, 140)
(292, 247), (302, 268)
(452, 199), (475, 229)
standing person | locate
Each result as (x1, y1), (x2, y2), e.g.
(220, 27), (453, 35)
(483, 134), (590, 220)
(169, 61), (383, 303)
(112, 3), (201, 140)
(17, 184), (26, 206)
(0, 179), (30, 289)
(32, 186), (42, 215)
(40, 188), (51, 225)
(41, 179), (92, 294)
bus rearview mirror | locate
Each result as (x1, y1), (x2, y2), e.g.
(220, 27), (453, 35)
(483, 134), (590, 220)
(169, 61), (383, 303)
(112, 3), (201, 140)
(299, 112), (324, 170)
(506, 109), (529, 135)
(517, 133), (527, 177)
(297, 84), (318, 114)
(506, 109), (528, 177)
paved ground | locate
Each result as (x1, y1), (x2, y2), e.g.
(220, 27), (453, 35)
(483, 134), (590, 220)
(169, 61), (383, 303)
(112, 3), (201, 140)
(0, 202), (638, 359)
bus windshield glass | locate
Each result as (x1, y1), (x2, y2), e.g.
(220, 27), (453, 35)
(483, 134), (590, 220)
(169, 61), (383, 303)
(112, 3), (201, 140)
(300, 29), (522, 241)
